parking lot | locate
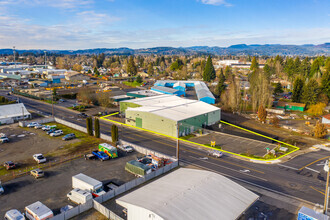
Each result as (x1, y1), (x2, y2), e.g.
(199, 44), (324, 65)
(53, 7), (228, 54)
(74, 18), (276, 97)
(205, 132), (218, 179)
(189, 131), (278, 157)
(0, 151), (142, 215)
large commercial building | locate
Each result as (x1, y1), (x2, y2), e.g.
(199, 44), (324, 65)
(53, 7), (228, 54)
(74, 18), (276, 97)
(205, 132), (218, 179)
(116, 168), (259, 220)
(153, 80), (215, 104)
(0, 103), (31, 125)
(120, 95), (220, 137)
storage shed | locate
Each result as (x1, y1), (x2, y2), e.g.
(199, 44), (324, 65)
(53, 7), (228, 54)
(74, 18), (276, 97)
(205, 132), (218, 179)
(116, 168), (259, 220)
(276, 101), (305, 112)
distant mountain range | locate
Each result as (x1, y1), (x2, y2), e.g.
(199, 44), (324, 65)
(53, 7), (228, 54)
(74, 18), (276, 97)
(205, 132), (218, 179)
(1, 43), (329, 56)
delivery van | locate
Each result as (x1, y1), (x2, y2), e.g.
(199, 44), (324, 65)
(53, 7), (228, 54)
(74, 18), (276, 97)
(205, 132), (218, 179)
(67, 188), (92, 204)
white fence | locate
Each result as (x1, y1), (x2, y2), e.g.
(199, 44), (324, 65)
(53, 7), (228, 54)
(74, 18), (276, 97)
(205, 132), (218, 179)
(93, 200), (124, 220)
(19, 117), (55, 127)
(50, 200), (93, 220)
(54, 117), (87, 133)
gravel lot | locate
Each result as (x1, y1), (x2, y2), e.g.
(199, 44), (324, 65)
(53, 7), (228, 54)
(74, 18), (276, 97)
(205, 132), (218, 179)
(0, 151), (142, 215)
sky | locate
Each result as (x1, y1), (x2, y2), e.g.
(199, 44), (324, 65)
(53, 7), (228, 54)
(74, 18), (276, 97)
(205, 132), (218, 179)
(0, 0), (329, 50)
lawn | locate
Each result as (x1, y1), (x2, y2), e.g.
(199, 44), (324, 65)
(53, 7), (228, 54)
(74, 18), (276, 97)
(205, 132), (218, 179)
(123, 81), (143, 87)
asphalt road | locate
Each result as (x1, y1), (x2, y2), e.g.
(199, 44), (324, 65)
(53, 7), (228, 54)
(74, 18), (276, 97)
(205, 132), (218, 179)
(1, 90), (330, 208)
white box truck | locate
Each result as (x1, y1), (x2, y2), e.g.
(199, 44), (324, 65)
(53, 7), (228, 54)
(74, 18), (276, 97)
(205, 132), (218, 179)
(25, 201), (53, 220)
(72, 173), (106, 197)
(67, 188), (93, 204)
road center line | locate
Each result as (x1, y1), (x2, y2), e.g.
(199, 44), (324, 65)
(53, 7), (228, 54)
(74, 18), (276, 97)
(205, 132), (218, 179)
(277, 164), (299, 170)
(304, 167), (320, 173)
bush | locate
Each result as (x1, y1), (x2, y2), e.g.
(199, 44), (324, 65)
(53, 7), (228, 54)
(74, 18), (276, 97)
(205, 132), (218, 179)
(111, 124), (118, 143)
(94, 118), (100, 138)
(60, 93), (77, 99)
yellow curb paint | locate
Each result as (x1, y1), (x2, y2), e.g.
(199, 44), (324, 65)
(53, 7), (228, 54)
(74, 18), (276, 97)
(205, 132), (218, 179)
(100, 113), (299, 161)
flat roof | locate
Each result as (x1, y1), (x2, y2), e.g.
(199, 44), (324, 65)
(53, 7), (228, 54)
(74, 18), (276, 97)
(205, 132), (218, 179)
(151, 86), (178, 93)
(25, 201), (52, 218)
(117, 168), (259, 220)
(124, 95), (220, 121)
(127, 90), (162, 97)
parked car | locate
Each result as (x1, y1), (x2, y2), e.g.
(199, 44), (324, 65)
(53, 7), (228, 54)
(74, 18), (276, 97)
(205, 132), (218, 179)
(208, 150), (223, 158)
(4, 209), (25, 220)
(27, 122), (39, 128)
(50, 130), (63, 137)
(30, 169), (44, 179)
(46, 128), (56, 135)
(0, 136), (9, 143)
(42, 125), (56, 131)
(0, 181), (4, 194)
(77, 113), (88, 118)
(33, 154), (46, 164)
(92, 150), (109, 161)
(62, 133), (76, 141)
(34, 124), (43, 129)
(84, 153), (96, 160)
(58, 99), (66, 102)
(117, 145), (134, 153)
(4, 161), (16, 170)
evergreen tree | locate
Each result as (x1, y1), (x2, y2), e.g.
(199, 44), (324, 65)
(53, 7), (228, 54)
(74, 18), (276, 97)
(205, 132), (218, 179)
(302, 79), (319, 107)
(111, 124), (118, 143)
(284, 57), (295, 79)
(292, 77), (304, 103)
(136, 75), (142, 83)
(294, 57), (301, 75)
(127, 56), (137, 75)
(224, 66), (232, 79)
(321, 70), (330, 99)
(147, 63), (154, 76)
(203, 55), (216, 82)
(250, 57), (259, 72)
(310, 58), (322, 78)
(263, 64), (272, 79)
(273, 82), (283, 95)
(300, 58), (311, 78)
(93, 67), (99, 76)
(215, 70), (226, 97)
(86, 117), (93, 136)
(94, 118), (100, 138)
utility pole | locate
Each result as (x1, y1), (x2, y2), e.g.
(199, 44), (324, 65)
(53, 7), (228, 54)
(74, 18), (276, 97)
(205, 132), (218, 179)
(176, 123), (180, 164)
(21, 106), (24, 121)
(52, 92), (54, 118)
(13, 46), (16, 68)
(324, 159), (330, 214)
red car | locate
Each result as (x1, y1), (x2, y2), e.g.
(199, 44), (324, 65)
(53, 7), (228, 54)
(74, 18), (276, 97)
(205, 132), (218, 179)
(4, 161), (16, 170)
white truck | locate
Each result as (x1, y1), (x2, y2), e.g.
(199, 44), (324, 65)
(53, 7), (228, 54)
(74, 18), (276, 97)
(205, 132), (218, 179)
(67, 188), (92, 204)
(72, 173), (106, 197)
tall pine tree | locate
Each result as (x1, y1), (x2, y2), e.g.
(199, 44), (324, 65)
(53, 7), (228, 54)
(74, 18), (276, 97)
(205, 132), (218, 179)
(302, 79), (319, 107)
(292, 77), (304, 103)
(215, 70), (226, 97)
(203, 56), (216, 82)
(250, 57), (259, 72)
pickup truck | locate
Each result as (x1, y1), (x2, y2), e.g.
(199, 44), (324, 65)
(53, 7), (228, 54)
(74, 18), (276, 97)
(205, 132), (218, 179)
(0, 136), (9, 143)
(92, 150), (109, 161)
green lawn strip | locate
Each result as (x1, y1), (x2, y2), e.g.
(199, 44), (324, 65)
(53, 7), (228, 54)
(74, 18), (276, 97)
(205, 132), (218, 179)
(179, 134), (196, 140)
(123, 81), (143, 87)
(204, 144), (222, 150)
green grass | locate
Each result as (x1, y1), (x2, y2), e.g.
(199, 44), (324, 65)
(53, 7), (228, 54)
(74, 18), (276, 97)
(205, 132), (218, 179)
(180, 134), (196, 140)
(43, 100), (57, 104)
(67, 105), (86, 112)
(205, 144), (222, 150)
(123, 81), (143, 87)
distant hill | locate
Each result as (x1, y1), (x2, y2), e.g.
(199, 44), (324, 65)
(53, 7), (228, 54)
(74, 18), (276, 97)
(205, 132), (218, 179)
(1, 43), (329, 56)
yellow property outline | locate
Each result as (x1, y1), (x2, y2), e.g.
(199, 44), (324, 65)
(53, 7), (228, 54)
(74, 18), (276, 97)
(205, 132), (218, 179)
(100, 112), (300, 161)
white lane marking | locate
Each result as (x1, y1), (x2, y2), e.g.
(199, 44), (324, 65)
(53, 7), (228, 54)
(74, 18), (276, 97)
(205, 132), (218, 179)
(277, 164), (299, 170)
(188, 155), (268, 182)
(305, 167), (320, 173)
(240, 169), (250, 173)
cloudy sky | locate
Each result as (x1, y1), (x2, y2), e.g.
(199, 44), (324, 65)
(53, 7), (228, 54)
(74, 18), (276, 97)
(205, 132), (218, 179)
(0, 0), (329, 49)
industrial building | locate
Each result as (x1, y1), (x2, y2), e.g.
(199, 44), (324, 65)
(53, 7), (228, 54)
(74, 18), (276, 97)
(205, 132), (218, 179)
(151, 86), (185, 97)
(116, 168), (259, 220)
(120, 95), (220, 137)
(153, 80), (215, 104)
(0, 103), (31, 125)
(126, 90), (162, 98)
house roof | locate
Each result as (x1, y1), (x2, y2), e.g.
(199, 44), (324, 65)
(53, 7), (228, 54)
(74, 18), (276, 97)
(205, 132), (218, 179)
(323, 114), (330, 120)
(0, 103), (31, 119)
(117, 168), (259, 220)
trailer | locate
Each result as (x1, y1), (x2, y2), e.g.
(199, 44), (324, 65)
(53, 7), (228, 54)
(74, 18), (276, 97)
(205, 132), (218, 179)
(72, 173), (106, 197)
(98, 143), (118, 159)
(25, 201), (53, 220)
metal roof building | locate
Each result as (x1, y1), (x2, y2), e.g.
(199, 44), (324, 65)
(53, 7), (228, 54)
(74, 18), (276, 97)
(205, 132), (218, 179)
(151, 86), (185, 97)
(117, 168), (259, 220)
(153, 80), (215, 104)
(120, 95), (220, 137)
(0, 103), (31, 125)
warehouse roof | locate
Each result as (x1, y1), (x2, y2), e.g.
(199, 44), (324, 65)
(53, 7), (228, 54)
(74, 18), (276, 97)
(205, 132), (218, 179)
(124, 95), (219, 121)
(117, 168), (259, 220)
(0, 103), (31, 119)
(151, 86), (179, 93)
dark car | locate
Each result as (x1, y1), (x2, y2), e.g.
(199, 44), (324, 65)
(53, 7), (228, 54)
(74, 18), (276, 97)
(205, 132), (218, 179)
(62, 133), (76, 141)
(46, 128), (56, 135)
(4, 161), (16, 170)
(77, 113), (88, 118)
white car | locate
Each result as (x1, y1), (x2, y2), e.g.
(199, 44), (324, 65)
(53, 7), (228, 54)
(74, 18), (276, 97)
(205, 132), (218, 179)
(34, 124), (43, 129)
(118, 145), (134, 153)
(33, 154), (47, 164)
(27, 122), (39, 128)
(208, 150), (223, 158)
(50, 130), (63, 137)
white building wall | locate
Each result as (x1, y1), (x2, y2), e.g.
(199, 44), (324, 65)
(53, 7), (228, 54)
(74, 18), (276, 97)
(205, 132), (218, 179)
(322, 117), (330, 124)
(118, 202), (164, 220)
